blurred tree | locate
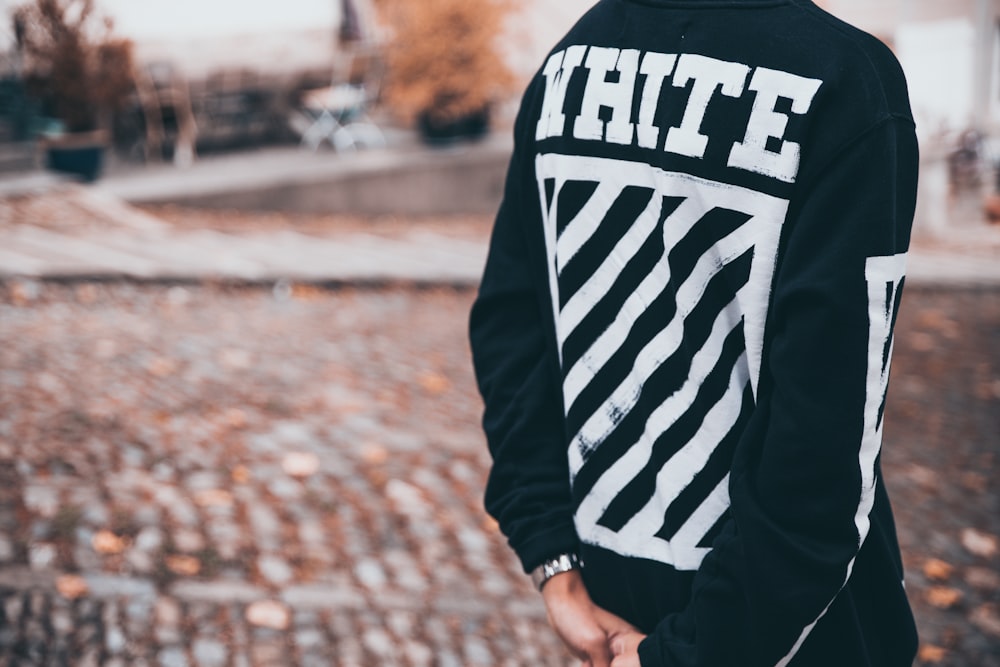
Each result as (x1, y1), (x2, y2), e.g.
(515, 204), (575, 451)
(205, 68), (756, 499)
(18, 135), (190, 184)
(373, 0), (519, 140)
(14, 0), (134, 133)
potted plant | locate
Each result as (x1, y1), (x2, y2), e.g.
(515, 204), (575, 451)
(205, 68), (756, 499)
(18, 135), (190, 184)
(373, 0), (519, 144)
(13, 0), (135, 181)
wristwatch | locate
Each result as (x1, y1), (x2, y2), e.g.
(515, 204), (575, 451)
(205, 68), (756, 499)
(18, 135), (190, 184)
(530, 553), (583, 591)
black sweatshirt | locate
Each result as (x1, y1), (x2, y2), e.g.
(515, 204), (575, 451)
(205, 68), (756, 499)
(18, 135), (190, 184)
(469, 1), (919, 665)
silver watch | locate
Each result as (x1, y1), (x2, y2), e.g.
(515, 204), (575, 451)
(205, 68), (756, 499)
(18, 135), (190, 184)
(530, 553), (583, 591)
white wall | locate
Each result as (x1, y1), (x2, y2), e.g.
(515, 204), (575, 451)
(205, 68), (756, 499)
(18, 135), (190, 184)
(0, 0), (344, 77)
(896, 19), (977, 136)
(95, 0), (338, 40)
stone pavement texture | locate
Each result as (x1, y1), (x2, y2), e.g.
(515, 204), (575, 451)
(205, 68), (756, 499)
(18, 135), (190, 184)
(0, 281), (997, 667)
(0, 284), (574, 666)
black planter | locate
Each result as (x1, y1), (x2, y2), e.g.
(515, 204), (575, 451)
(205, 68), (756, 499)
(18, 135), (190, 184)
(417, 108), (490, 145)
(44, 134), (106, 182)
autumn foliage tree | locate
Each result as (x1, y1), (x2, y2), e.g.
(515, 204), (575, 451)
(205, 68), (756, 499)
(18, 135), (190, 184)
(14, 0), (134, 133)
(374, 0), (519, 131)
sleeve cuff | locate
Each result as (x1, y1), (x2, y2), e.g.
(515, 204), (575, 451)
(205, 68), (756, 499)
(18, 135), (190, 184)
(510, 522), (580, 574)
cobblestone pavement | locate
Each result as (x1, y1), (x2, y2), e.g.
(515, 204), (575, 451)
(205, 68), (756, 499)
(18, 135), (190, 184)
(0, 283), (571, 667)
(0, 280), (998, 667)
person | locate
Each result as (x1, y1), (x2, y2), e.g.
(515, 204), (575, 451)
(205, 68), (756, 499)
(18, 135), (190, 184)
(469, 0), (919, 665)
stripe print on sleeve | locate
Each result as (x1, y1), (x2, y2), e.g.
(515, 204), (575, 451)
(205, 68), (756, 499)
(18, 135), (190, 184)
(774, 252), (907, 666)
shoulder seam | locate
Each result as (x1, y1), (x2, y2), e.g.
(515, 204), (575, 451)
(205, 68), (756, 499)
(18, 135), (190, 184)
(789, 0), (904, 115)
(795, 114), (913, 195)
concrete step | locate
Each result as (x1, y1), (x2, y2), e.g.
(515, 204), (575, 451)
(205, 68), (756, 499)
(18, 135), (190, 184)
(0, 142), (39, 174)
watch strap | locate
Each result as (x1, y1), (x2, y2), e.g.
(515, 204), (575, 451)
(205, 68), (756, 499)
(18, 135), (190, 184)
(530, 553), (583, 591)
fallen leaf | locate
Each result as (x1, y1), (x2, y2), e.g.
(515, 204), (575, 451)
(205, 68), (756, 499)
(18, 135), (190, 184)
(246, 600), (290, 630)
(418, 372), (450, 395)
(165, 554), (201, 576)
(92, 530), (126, 555)
(361, 442), (389, 465)
(969, 603), (1000, 637)
(925, 586), (963, 609)
(917, 644), (946, 663)
(903, 464), (938, 489)
(10, 279), (40, 306)
(282, 452), (320, 478)
(147, 357), (177, 377)
(232, 465), (251, 484)
(56, 574), (89, 600)
(194, 489), (233, 508)
(291, 284), (324, 301)
(961, 528), (998, 559)
(970, 604), (1000, 638)
(964, 567), (1000, 592)
(922, 558), (954, 582)
(225, 408), (247, 428)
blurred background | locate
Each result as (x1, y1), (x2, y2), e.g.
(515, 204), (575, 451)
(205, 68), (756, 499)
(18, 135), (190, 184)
(0, 1), (997, 666)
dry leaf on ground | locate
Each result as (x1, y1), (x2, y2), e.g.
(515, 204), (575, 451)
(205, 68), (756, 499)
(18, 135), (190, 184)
(917, 644), (946, 663)
(925, 586), (963, 609)
(922, 558), (954, 582)
(231, 465), (252, 484)
(92, 530), (126, 554)
(55, 574), (89, 600)
(246, 600), (290, 630)
(418, 372), (450, 395)
(282, 452), (320, 478)
(165, 554), (201, 576)
(194, 489), (234, 508)
(961, 528), (998, 558)
(969, 604), (1000, 638)
(361, 443), (389, 465)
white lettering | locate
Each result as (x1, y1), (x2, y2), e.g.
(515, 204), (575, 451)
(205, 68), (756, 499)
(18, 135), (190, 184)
(636, 52), (677, 149)
(664, 54), (750, 159)
(574, 47), (641, 145)
(727, 67), (822, 182)
(536, 45), (587, 141)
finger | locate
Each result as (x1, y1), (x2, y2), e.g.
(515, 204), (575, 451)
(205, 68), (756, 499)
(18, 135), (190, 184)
(593, 607), (640, 637)
(586, 639), (613, 667)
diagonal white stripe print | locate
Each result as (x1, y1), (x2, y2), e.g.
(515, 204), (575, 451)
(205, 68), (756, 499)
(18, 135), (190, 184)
(557, 190), (662, 338)
(570, 290), (746, 468)
(575, 355), (750, 570)
(555, 179), (623, 273)
(614, 355), (748, 545)
(536, 154), (787, 402)
(563, 210), (759, 415)
(560, 203), (696, 411)
(567, 287), (745, 480)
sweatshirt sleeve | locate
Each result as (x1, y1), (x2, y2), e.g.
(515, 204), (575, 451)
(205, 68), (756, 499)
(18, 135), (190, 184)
(469, 83), (579, 573)
(638, 116), (918, 666)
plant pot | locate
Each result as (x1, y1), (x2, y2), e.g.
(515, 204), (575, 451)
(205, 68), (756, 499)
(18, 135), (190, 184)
(417, 107), (490, 145)
(42, 131), (107, 182)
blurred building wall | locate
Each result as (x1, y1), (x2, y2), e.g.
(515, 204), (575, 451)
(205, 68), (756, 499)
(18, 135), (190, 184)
(823, 0), (998, 138)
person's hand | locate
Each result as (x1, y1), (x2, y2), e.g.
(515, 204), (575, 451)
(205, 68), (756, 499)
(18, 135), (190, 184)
(610, 631), (647, 667)
(540, 570), (638, 667)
